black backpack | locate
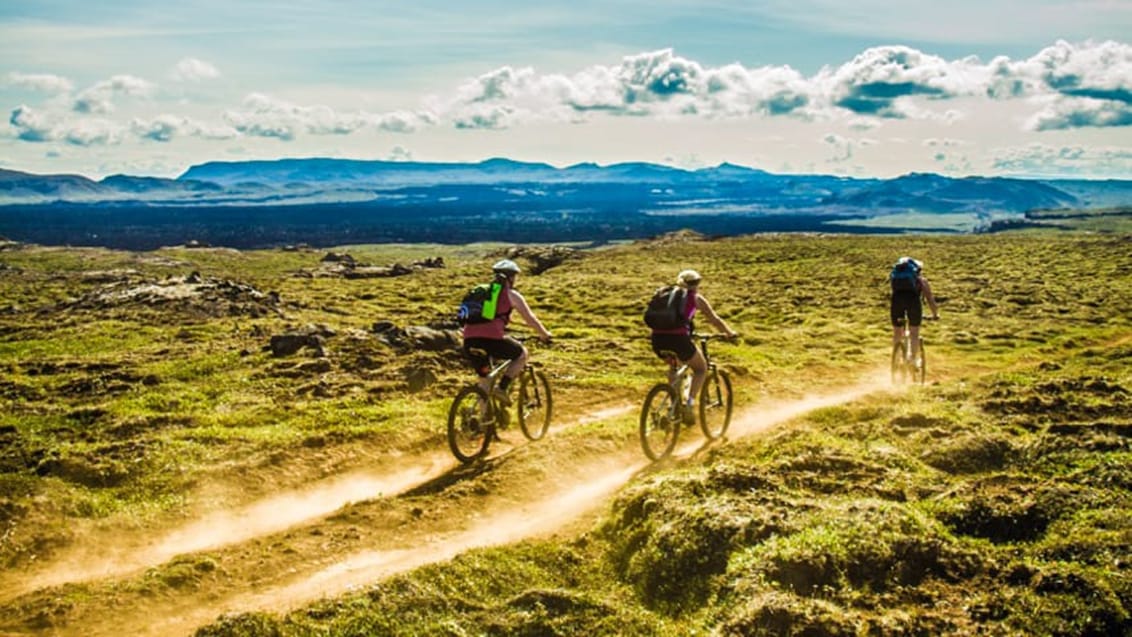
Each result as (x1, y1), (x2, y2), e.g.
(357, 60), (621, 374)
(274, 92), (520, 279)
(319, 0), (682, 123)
(889, 260), (920, 292)
(644, 285), (689, 330)
(457, 279), (503, 326)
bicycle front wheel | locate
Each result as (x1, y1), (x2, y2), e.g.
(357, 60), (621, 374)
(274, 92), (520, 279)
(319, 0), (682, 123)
(700, 367), (733, 440)
(640, 383), (680, 461)
(913, 340), (927, 385)
(447, 385), (492, 463)
(518, 369), (552, 441)
(891, 341), (908, 385)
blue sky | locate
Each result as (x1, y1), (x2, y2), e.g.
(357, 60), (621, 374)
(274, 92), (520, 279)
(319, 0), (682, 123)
(2, 1), (1130, 179)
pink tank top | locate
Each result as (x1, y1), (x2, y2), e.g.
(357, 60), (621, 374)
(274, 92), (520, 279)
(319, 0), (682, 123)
(462, 284), (513, 339)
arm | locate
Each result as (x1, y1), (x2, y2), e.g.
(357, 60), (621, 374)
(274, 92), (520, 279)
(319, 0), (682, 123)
(695, 294), (739, 338)
(508, 289), (552, 340)
(919, 277), (939, 318)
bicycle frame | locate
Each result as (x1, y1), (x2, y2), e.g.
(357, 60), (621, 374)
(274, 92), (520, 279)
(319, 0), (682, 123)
(661, 335), (719, 396)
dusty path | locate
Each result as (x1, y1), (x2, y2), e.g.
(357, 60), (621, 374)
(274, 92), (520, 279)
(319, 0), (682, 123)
(0, 371), (894, 637)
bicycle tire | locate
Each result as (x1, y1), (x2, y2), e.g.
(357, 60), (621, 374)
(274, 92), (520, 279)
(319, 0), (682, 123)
(891, 341), (908, 385)
(699, 367), (733, 440)
(640, 383), (680, 461)
(914, 339), (927, 385)
(518, 369), (552, 441)
(447, 385), (493, 463)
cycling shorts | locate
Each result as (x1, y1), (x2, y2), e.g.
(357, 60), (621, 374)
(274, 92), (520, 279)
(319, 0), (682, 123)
(463, 337), (524, 376)
(890, 291), (923, 327)
(651, 333), (697, 363)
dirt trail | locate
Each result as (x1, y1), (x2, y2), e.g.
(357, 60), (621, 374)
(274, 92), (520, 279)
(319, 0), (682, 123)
(2, 371), (896, 637)
(0, 453), (456, 601)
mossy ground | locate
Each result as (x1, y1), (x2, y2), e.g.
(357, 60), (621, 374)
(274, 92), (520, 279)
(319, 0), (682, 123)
(0, 230), (1129, 636)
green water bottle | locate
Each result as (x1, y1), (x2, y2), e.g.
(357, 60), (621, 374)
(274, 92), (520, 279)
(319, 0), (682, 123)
(480, 281), (502, 320)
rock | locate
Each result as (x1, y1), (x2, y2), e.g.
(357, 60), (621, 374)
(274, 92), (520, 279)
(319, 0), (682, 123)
(405, 366), (438, 392)
(405, 325), (460, 352)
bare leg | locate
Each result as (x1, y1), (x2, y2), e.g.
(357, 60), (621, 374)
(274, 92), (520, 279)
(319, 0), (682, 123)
(503, 346), (529, 385)
(686, 349), (708, 404)
(909, 326), (921, 360)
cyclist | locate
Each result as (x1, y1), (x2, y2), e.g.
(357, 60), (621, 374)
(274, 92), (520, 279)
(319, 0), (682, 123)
(890, 256), (939, 364)
(462, 259), (552, 405)
(650, 269), (739, 424)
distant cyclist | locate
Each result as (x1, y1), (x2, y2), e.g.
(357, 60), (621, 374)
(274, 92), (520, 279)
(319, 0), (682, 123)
(649, 269), (739, 424)
(889, 256), (939, 363)
(461, 259), (552, 405)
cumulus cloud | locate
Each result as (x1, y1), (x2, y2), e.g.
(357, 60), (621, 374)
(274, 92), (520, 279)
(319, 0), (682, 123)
(1027, 96), (1132, 130)
(6, 72), (74, 94)
(223, 93), (368, 140)
(816, 45), (992, 118)
(436, 40), (1131, 131)
(992, 142), (1132, 177)
(171, 58), (221, 82)
(822, 133), (853, 162)
(130, 115), (238, 142)
(4, 38), (1129, 172)
(9, 104), (122, 146)
(9, 105), (55, 142)
(74, 75), (154, 114)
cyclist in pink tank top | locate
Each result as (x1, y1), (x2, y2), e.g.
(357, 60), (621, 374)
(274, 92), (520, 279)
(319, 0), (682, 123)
(650, 269), (738, 424)
(462, 259), (552, 405)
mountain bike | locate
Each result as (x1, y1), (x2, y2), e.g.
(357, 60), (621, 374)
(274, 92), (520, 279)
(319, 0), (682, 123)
(446, 339), (553, 463)
(639, 334), (734, 461)
(891, 318), (934, 385)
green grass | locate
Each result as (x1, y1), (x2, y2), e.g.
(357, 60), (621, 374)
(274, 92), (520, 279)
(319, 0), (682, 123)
(1, 229), (1131, 635)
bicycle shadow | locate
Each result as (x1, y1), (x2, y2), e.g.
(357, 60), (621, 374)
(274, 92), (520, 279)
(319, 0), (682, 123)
(399, 446), (520, 498)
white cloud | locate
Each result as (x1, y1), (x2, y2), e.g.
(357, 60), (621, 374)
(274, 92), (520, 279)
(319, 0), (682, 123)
(991, 142), (1132, 178)
(223, 93), (371, 140)
(74, 75), (154, 114)
(6, 72), (74, 94)
(1026, 96), (1132, 131)
(9, 104), (124, 146)
(131, 115), (238, 142)
(171, 58), (221, 83)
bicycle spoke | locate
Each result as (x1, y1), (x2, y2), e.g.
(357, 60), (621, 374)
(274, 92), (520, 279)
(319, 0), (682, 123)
(518, 369), (552, 441)
(640, 384), (679, 461)
(447, 385), (492, 463)
(700, 368), (733, 440)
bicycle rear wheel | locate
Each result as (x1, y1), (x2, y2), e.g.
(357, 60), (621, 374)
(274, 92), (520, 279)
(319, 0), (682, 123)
(447, 385), (492, 463)
(913, 340), (927, 385)
(640, 383), (680, 461)
(699, 367), (733, 440)
(518, 369), (552, 441)
(891, 341), (908, 385)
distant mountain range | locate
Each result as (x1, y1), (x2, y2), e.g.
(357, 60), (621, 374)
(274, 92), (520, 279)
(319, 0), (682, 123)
(0, 158), (1129, 249)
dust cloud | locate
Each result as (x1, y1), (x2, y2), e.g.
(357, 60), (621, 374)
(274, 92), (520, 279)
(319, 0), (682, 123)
(5, 373), (898, 636)
(156, 373), (896, 627)
(6, 453), (454, 599)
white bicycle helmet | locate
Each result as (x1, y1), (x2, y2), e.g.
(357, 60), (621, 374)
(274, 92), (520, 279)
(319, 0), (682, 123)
(492, 259), (521, 275)
(676, 269), (702, 287)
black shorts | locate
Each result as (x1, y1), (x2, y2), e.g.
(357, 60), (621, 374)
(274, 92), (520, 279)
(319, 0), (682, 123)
(463, 337), (524, 376)
(651, 333), (697, 363)
(890, 291), (923, 327)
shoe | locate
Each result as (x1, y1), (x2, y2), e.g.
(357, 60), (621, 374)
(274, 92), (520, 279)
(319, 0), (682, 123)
(682, 406), (695, 425)
(491, 386), (511, 407)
